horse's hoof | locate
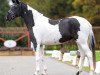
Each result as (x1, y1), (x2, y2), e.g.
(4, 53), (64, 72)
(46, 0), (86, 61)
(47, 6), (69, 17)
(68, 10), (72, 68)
(33, 73), (38, 75)
(42, 69), (47, 75)
(34, 71), (39, 75)
(41, 73), (47, 75)
(33, 73), (39, 75)
(76, 71), (80, 75)
(41, 72), (47, 75)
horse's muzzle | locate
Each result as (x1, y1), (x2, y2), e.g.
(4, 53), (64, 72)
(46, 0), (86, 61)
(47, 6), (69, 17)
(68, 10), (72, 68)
(6, 11), (15, 21)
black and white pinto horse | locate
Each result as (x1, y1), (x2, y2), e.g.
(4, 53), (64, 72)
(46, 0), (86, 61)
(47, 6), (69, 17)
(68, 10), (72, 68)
(6, 0), (95, 75)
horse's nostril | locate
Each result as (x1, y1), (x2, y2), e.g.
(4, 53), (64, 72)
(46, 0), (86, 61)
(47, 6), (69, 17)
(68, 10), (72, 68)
(12, 15), (15, 18)
(11, 15), (15, 19)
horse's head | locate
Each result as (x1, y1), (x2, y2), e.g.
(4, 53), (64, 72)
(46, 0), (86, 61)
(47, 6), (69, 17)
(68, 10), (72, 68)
(6, 0), (35, 27)
(6, 0), (24, 21)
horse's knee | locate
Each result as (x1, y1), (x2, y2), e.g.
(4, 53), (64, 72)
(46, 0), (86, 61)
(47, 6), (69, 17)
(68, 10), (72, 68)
(36, 58), (41, 62)
(35, 52), (41, 60)
(36, 55), (41, 61)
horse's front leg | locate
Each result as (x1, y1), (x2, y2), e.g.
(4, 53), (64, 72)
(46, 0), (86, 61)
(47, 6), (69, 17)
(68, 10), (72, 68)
(41, 45), (47, 75)
(34, 44), (41, 75)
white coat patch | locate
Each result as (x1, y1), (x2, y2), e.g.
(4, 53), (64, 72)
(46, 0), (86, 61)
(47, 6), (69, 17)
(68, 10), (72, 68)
(27, 5), (62, 45)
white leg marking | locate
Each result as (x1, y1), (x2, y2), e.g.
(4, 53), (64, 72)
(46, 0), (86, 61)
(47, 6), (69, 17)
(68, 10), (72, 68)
(86, 51), (94, 75)
(34, 44), (41, 75)
(40, 45), (47, 75)
(77, 41), (94, 75)
(77, 43), (85, 72)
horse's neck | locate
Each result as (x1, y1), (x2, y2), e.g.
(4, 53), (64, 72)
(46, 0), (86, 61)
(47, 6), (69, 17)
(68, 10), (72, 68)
(27, 5), (47, 20)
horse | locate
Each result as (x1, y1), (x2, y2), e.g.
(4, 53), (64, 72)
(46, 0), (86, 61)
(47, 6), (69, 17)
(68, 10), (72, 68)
(6, 0), (96, 75)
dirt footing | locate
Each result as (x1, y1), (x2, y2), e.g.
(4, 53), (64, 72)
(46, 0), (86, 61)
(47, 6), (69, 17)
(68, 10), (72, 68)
(0, 47), (35, 56)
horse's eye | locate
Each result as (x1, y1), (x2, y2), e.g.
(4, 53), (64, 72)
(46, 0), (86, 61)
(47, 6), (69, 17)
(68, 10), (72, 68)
(13, 5), (17, 8)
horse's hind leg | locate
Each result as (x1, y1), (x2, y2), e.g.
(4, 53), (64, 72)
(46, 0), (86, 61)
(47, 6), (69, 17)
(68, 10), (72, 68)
(59, 44), (65, 60)
(81, 44), (94, 75)
(76, 43), (85, 75)
(76, 41), (94, 75)
(86, 49), (94, 75)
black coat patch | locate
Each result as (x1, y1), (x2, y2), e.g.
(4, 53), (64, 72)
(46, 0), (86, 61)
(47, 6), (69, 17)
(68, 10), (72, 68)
(21, 3), (37, 50)
(21, 3), (34, 29)
(49, 19), (60, 25)
(29, 28), (37, 50)
(59, 18), (80, 43)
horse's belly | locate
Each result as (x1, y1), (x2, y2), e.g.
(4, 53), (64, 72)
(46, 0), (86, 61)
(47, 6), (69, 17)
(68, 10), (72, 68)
(41, 31), (62, 45)
(41, 37), (61, 45)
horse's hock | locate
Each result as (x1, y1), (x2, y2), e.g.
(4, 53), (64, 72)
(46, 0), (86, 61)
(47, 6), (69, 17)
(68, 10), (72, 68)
(0, 47), (35, 56)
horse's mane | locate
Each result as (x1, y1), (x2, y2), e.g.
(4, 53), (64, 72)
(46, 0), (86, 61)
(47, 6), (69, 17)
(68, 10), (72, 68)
(27, 5), (44, 18)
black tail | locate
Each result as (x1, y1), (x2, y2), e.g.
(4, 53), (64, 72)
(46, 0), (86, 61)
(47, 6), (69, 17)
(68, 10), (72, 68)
(90, 30), (96, 70)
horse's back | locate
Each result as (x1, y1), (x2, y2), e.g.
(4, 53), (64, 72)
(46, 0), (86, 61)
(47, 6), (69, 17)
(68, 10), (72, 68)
(70, 16), (92, 30)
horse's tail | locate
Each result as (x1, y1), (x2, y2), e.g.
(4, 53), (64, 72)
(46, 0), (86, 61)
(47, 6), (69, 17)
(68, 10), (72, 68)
(89, 27), (96, 70)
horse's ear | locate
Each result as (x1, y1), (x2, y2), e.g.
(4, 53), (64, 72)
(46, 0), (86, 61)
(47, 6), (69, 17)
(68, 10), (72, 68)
(12, 0), (15, 3)
(12, 0), (20, 4)
(7, 0), (14, 6)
